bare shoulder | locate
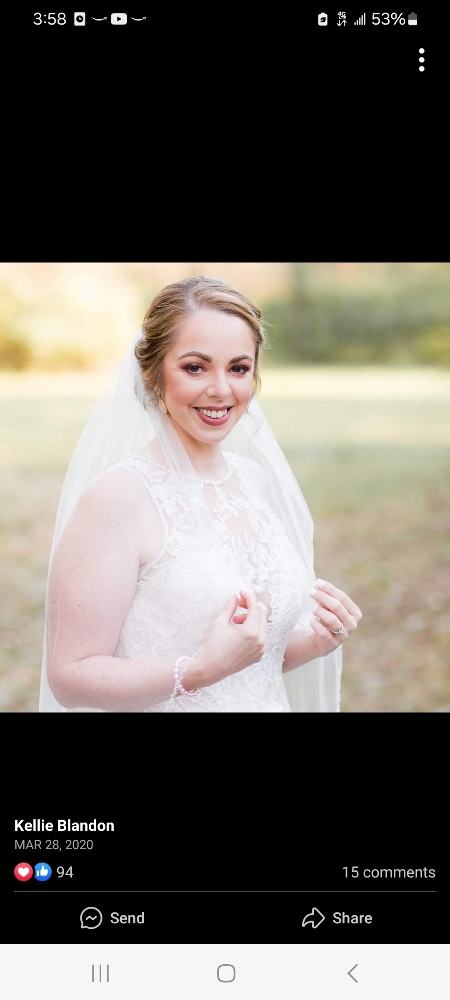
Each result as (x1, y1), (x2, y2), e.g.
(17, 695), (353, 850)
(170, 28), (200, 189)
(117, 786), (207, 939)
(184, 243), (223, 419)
(71, 470), (139, 536)
(61, 467), (146, 555)
(84, 463), (164, 567)
(85, 465), (149, 510)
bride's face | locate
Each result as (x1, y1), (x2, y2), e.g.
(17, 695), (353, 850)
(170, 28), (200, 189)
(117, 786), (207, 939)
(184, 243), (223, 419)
(161, 309), (256, 443)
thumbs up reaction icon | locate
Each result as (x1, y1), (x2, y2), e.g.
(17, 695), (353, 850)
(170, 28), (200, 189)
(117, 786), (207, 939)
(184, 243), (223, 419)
(34, 862), (52, 881)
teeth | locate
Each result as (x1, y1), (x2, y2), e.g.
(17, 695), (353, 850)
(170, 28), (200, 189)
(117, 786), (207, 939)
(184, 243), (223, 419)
(197, 408), (229, 418)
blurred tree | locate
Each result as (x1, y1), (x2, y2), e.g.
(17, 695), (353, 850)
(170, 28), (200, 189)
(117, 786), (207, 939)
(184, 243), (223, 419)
(264, 263), (450, 366)
(414, 326), (450, 367)
(0, 332), (33, 370)
(0, 285), (34, 370)
(35, 346), (92, 371)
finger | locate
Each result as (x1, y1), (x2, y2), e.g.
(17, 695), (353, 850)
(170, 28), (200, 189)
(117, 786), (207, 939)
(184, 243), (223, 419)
(311, 615), (345, 644)
(313, 605), (346, 633)
(238, 587), (255, 607)
(310, 586), (357, 630)
(239, 587), (260, 629)
(314, 580), (362, 619)
(224, 593), (239, 622)
(310, 615), (331, 638)
(234, 598), (248, 617)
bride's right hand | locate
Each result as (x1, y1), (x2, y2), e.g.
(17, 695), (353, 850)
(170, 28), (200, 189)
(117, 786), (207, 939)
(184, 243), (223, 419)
(184, 587), (268, 689)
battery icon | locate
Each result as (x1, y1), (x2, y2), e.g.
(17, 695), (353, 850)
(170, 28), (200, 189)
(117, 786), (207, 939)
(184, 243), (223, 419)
(408, 12), (417, 24)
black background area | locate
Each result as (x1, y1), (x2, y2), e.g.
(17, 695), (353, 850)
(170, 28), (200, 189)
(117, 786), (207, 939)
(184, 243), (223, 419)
(12, 890), (442, 944)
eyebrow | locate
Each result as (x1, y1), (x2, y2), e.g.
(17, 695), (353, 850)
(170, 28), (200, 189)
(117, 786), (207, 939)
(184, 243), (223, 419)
(178, 352), (254, 364)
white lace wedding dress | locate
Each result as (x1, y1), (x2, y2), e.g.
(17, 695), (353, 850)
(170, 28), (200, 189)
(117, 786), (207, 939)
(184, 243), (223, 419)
(111, 450), (312, 712)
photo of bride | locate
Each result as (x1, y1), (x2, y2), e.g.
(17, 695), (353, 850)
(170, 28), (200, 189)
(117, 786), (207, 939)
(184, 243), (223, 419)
(2, 263), (448, 713)
(41, 276), (360, 712)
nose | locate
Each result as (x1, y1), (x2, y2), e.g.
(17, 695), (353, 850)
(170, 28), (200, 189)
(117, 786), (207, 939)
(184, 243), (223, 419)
(206, 370), (233, 401)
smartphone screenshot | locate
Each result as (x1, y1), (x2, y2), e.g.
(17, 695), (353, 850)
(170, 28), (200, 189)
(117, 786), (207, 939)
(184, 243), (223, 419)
(2, 4), (448, 997)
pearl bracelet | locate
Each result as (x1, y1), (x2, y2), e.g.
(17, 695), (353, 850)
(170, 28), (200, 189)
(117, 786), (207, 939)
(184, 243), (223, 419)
(166, 647), (202, 710)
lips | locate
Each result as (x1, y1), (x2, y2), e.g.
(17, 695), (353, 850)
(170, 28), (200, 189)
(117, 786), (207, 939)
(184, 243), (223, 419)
(193, 406), (233, 426)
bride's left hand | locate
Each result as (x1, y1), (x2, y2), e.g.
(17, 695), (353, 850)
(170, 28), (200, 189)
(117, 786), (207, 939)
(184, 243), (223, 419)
(309, 579), (362, 656)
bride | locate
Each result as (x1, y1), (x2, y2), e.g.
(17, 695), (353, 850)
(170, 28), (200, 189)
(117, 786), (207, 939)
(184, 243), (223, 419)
(40, 276), (361, 712)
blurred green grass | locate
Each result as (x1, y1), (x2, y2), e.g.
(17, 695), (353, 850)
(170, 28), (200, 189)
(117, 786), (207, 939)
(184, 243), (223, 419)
(1, 367), (449, 712)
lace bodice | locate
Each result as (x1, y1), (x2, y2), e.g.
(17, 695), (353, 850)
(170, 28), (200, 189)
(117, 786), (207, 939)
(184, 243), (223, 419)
(112, 451), (312, 712)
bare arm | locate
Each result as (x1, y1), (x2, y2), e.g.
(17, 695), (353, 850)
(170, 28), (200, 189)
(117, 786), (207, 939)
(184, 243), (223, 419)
(282, 623), (319, 673)
(283, 578), (362, 671)
(46, 468), (196, 711)
(52, 652), (196, 711)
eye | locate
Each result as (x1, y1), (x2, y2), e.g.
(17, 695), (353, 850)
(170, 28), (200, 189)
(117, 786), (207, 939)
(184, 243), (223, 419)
(183, 364), (251, 375)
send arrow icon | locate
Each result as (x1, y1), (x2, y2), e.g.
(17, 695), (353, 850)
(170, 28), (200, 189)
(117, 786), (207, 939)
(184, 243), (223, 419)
(301, 907), (325, 929)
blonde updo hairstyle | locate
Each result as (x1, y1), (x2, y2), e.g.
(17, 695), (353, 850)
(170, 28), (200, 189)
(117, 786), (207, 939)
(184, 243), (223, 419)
(135, 276), (268, 406)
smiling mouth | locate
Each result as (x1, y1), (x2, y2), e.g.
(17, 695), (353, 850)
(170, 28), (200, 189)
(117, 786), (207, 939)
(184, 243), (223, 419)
(193, 406), (234, 423)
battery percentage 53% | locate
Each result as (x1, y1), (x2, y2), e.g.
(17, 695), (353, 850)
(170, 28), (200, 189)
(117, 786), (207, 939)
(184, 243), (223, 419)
(372, 13), (406, 24)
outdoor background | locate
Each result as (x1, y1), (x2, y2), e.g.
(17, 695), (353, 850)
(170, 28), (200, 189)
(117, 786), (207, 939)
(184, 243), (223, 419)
(1, 262), (449, 712)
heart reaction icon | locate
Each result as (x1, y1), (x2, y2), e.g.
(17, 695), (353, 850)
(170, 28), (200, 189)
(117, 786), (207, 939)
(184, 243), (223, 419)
(14, 863), (34, 881)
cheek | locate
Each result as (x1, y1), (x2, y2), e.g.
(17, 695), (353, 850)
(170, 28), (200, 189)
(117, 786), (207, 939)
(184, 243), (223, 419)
(166, 374), (196, 403)
(238, 380), (254, 403)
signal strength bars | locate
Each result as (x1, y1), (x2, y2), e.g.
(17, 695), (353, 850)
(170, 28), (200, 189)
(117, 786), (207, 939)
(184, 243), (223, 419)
(354, 12), (366, 23)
